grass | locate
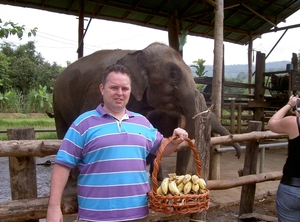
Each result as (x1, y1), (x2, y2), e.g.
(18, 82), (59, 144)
(0, 113), (57, 140)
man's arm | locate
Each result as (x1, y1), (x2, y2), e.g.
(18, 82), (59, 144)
(161, 127), (188, 156)
(46, 164), (71, 222)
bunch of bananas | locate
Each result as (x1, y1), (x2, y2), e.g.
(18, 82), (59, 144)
(157, 173), (206, 196)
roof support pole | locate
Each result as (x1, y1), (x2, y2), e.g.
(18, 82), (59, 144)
(209, 0), (224, 181)
(167, 11), (182, 56)
(78, 0), (84, 59)
(248, 32), (253, 94)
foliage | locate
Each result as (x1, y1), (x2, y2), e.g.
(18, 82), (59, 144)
(0, 41), (64, 94)
(190, 59), (208, 77)
(191, 59), (208, 93)
(0, 19), (37, 39)
(27, 85), (53, 113)
(0, 41), (65, 113)
(0, 89), (23, 113)
(0, 52), (11, 92)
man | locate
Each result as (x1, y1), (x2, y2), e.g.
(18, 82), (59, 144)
(46, 64), (188, 222)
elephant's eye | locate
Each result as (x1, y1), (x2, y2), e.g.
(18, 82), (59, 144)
(170, 70), (181, 81)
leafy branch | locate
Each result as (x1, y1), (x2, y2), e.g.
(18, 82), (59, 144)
(0, 19), (37, 39)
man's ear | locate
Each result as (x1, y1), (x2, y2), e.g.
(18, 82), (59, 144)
(99, 84), (104, 95)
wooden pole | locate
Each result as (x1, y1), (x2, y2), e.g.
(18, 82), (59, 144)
(167, 10), (182, 56)
(7, 127), (38, 222)
(253, 52), (266, 129)
(77, 0), (84, 59)
(239, 121), (262, 216)
(210, 0), (224, 181)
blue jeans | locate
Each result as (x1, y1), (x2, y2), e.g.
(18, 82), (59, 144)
(276, 183), (300, 221)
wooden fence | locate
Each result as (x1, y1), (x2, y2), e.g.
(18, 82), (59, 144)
(0, 122), (287, 221)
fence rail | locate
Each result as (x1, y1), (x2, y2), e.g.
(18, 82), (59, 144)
(0, 129), (56, 134)
(0, 126), (287, 221)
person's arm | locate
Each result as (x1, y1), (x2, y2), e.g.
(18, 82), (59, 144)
(161, 127), (188, 156)
(268, 95), (298, 136)
(46, 164), (71, 222)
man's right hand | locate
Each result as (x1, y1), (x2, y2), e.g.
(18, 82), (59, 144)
(46, 205), (63, 222)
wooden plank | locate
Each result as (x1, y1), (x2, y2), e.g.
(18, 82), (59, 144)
(248, 101), (271, 108)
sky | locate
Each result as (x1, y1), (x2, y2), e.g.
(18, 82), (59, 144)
(0, 4), (300, 67)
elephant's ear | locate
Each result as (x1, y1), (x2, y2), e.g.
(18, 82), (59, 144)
(117, 50), (148, 101)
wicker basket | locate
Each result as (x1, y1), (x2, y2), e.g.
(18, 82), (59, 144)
(148, 136), (210, 214)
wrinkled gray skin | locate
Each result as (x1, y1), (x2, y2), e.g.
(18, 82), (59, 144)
(53, 42), (240, 179)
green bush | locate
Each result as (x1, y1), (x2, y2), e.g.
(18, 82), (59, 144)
(0, 89), (23, 112)
(26, 85), (53, 113)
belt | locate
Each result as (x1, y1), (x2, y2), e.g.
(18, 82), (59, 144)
(281, 175), (300, 187)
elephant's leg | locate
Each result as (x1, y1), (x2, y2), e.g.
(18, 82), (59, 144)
(146, 153), (164, 181)
(147, 110), (180, 180)
(176, 149), (191, 175)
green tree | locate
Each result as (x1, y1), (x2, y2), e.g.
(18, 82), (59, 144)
(0, 19), (37, 39)
(190, 59), (208, 77)
(236, 72), (247, 82)
(0, 52), (12, 93)
(0, 41), (65, 113)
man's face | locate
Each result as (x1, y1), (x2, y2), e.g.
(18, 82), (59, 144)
(100, 71), (131, 115)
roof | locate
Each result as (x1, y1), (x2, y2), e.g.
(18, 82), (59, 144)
(1, 0), (300, 45)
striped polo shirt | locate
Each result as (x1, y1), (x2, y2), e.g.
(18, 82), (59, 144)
(55, 104), (163, 221)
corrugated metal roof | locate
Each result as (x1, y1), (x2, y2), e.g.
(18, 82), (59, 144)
(1, 0), (300, 45)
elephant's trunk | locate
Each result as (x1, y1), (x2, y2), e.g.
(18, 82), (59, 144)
(210, 112), (242, 159)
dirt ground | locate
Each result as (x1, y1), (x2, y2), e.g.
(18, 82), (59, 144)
(205, 193), (277, 222)
(61, 193), (277, 221)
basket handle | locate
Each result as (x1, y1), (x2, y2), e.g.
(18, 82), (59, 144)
(151, 136), (202, 193)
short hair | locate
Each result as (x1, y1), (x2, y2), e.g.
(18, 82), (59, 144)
(102, 64), (131, 85)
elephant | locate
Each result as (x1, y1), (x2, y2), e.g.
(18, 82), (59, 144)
(52, 42), (241, 178)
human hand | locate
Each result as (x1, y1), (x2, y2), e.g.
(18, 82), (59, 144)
(287, 95), (299, 108)
(172, 127), (188, 145)
(46, 205), (63, 222)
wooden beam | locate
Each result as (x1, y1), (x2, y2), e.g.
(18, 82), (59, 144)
(204, 0), (217, 8)
(207, 171), (282, 190)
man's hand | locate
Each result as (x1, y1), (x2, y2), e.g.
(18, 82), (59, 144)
(172, 127), (188, 145)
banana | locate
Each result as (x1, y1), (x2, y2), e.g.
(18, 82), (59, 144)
(199, 189), (205, 194)
(198, 178), (206, 190)
(175, 175), (185, 185)
(168, 180), (180, 195)
(161, 178), (169, 195)
(168, 173), (177, 181)
(191, 174), (200, 184)
(192, 183), (200, 193)
(183, 181), (192, 194)
(157, 186), (163, 195)
(183, 174), (192, 184)
(177, 182), (184, 192)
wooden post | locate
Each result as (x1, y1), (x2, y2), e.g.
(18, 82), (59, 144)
(239, 121), (262, 216)
(7, 127), (38, 222)
(191, 90), (211, 221)
(77, 0), (84, 59)
(230, 100), (235, 133)
(237, 104), (242, 134)
(253, 52), (265, 129)
(167, 10), (182, 56)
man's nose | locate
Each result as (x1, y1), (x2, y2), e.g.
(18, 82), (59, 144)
(116, 88), (123, 94)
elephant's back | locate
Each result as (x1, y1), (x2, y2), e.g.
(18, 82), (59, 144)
(53, 49), (136, 134)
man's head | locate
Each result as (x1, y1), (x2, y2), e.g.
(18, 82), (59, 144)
(100, 64), (131, 117)
(101, 64), (131, 86)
